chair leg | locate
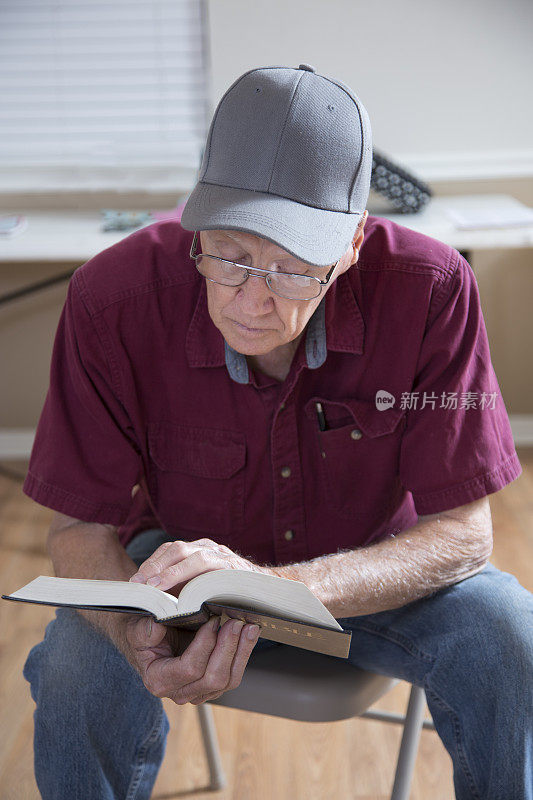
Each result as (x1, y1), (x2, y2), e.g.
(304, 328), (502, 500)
(390, 685), (427, 800)
(197, 703), (227, 791)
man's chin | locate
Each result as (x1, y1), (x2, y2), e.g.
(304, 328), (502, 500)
(225, 336), (274, 356)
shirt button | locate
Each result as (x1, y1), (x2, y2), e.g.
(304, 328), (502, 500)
(281, 467), (291, 478)
(284, 530), (294, 541)
(280, 402), (286, 410)
(321, 451), (326, 459)
(350, 429), (362, 440)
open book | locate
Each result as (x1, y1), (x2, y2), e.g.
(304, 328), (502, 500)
(2, 569), (352, 658)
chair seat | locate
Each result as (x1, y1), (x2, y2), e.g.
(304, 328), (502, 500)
(210, 644), (398, 722)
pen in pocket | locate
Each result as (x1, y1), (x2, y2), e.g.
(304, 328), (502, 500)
(315, 402), (327, 432)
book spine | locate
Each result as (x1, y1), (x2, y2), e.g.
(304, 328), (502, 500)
(162, 603), (352, 659)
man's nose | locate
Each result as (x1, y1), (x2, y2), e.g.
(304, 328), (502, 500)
(236, 272), (275, 313)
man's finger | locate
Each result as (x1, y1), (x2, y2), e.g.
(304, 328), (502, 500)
(130, 540), (221, 587)
(129, 540), (189, 583)
(141, 549), (225, 592)
(141, 617), (220, 699)
(126, 615), (167, 651)
(190, 692), (223, 705)
(173, 618), (248, 704)
(189, 623), (261, 704)
(225, 623), (261, 691)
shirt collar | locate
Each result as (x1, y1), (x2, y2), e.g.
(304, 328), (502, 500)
(324, 270), (365, 355)
(186, 273), (364, 383)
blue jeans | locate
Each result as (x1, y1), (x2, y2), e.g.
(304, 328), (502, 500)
(23, 529), (533, 799)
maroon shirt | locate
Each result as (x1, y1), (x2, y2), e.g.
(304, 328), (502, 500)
(23, 217), (521, 566)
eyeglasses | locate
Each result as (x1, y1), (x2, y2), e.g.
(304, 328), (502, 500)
(189, 231), (339, 301)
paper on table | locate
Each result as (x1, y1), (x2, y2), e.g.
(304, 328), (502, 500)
(445, 203), (533, 230)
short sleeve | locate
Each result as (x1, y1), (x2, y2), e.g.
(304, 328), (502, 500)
(399, 254), (522, 515)
(23, 274), (142, 524)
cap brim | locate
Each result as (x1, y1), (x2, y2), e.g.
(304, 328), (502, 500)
(180, 183), (363, 267)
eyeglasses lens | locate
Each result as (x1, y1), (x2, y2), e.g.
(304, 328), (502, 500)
(195, 255), (320, 300)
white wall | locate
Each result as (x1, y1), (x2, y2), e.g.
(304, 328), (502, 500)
(207, 0), (533, 180)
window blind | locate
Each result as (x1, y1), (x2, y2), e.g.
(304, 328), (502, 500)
(0, 0), (211, 192)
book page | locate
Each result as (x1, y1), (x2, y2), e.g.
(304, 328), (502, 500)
(177, 569), (342, 630)
(7, 576), (181, 619)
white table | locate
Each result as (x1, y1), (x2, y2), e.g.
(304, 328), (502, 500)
(1, 195), (533, 267)
(374, 194), (533, 252)
(0, 211), (138, 264)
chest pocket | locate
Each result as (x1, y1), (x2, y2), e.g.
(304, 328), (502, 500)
(305, 397), (406, 521)
(147, 422), (246, 538)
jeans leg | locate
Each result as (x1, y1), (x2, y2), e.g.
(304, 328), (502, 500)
(338, 564), (533, 800)
(124, 528), (173, 567)
(22, 532), (173, 800)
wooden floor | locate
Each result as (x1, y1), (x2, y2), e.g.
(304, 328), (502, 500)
(1, 449), (531, 800)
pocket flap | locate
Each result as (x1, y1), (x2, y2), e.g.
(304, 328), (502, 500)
(148, 423), (246, 479)
(305, 397), (405, 438)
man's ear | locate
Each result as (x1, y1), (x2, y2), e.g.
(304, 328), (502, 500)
(337, 211), (368, 276)
(350, 210), (368, 266)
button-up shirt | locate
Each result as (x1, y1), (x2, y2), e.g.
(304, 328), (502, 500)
(23, 217), (522, 566)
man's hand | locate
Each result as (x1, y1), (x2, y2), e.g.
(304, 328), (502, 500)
(124, 613), (261, 705)
(128, 537), (273, 595)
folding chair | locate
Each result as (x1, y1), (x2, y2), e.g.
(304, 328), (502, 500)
(196, 645), (435, 800)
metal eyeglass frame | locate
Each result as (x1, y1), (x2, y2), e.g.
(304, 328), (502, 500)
(189, 231), (339, 301)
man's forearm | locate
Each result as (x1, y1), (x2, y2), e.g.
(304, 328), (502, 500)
(47, 523), (139, 657)
(48, 522), (137, 583)
(269, 514), (493, 618)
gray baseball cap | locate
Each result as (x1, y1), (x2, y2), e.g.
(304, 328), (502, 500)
(180, 64), (372, 267)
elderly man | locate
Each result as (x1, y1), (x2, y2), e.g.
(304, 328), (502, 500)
(23, 65), (532, 800)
